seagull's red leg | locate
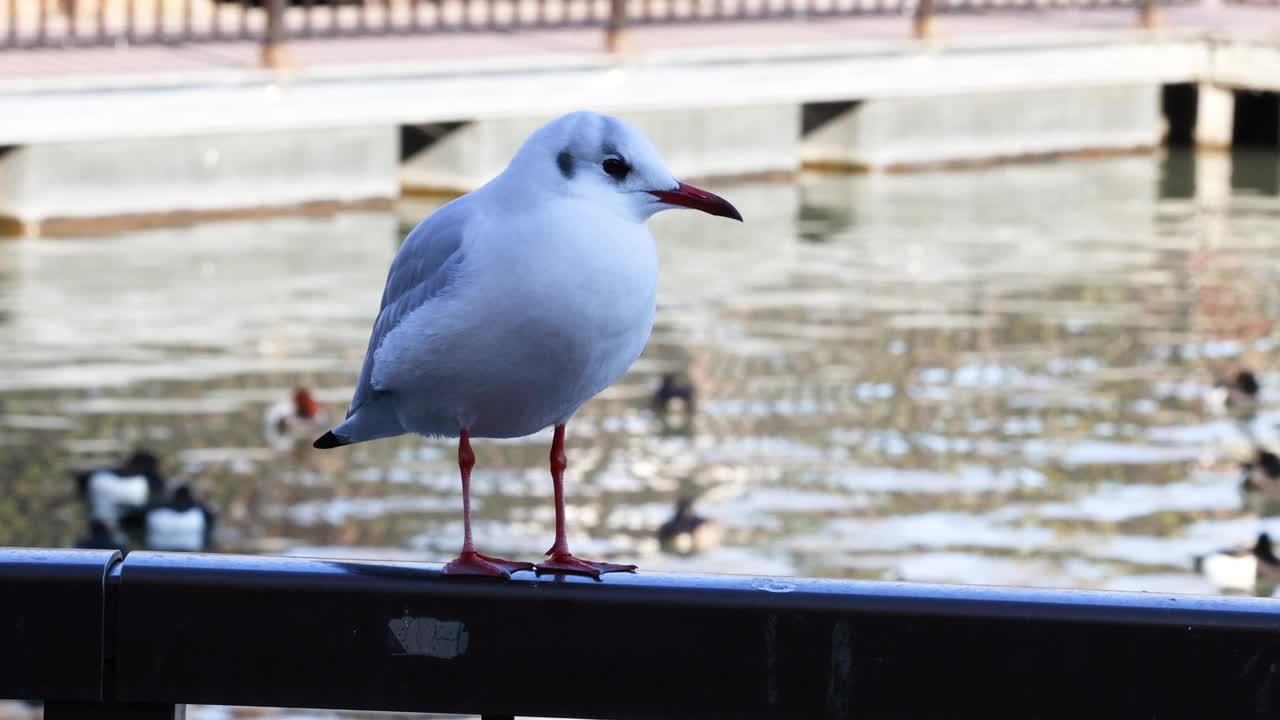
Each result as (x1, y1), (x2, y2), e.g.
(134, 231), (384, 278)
(443, 429), (533, 578)
(535, 423), (637, 579)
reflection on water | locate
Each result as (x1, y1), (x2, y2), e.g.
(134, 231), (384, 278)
(4, 150), (1280, 608)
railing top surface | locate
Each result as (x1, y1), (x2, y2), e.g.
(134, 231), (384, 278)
(3, 546), (1279, 626)
(5, 547), (1280, 717)
(0, 546), (118, 572)
(110, 548), (1280, 629)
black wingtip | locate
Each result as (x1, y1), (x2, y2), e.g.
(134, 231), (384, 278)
(313, 431), (350, 450)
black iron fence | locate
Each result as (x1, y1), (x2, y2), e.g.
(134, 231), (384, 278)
(4, 547), (1280, 718)
(0, 0), (1213, 53)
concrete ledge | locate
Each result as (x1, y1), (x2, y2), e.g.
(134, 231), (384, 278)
(803, 143), (1158, 173)
(3, 32), (1277, 233)
(1208, 40), (1280, 91)
(0, 127), (398, 236)
(800, 85), (1163, 171)
(0, 197), (394, 238)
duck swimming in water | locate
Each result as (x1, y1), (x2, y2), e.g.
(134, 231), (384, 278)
(1205, 369), (1261, 420)
(144, 484), (217, 552)
(1193, 532), (1280, 593)
(264, 387), (327, 450)
(73, 450), (166, 542)
(1241, 449), (1280, 493)
(657, 496), (721, 555)
(653, 372), (697, 414)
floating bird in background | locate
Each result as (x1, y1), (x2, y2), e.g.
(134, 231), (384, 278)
(1193, 532), (1280, 593)
(264, 387), (327, 450)
(314, 111), (741, 579)
(657, 496), (721, 555)
(145, 484), (217, 552)
(652, 372), (697, 413)
(73, 450), (166, 542)
(1241, 449), (1280, 492)
(1205, 368), (1260, 419)
(653, 370), (699, 436)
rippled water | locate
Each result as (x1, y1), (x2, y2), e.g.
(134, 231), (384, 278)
(4, 150), (1280, 716)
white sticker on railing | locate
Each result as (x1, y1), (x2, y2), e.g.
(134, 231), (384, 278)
(388, 615), (470, 659)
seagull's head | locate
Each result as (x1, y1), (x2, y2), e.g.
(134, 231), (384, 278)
(506, 111), (742, 224)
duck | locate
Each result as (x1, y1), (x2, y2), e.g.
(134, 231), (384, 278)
(1205, 369), (1261, 419)
(1193, 532), (1280, 593)
(73, 450), (166, 537)
(1241, 449), (1280, 492)
(144, 484), (217, 553)
(652, 372), (697, 413)
(657, 496), (721, 555)
(264, 387), (327, 450)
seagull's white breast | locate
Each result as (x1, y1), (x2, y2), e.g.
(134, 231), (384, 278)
(375, 200), (658, 438)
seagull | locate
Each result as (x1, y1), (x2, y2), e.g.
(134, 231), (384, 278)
(314, 111), (741, 579)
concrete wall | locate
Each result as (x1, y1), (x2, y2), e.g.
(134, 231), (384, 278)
(401, 105), (801, 194)
(0, 75), (1232, 236)
(0, 127), (398, 234)
(801, 85), (1163, 171)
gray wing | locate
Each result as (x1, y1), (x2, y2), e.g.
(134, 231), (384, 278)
(346, 195), (472, 417)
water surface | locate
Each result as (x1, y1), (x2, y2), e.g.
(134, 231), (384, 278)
(3, 152), (1280, 716)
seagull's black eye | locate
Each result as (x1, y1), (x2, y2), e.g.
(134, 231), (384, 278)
(602, 157), (630, 180)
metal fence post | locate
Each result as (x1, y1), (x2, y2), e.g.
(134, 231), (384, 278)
(912, 0), (935, 39)
(605, 0), (628, 53)
(261, 0), (290, 68)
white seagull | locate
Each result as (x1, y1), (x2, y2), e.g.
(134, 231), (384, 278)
(315, 111), (741, 578)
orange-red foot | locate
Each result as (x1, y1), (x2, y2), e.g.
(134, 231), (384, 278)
(535, 552), (637, 579)
(442, 551), (534, 578)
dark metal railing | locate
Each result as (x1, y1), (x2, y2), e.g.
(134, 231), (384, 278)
(4, 547), (1280, 718)
(0, 0), (1216, 57)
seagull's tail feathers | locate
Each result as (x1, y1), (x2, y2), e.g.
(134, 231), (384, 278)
(313, 394), (403, 450)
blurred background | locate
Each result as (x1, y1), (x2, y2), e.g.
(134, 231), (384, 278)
(3, 0), (1280, 717)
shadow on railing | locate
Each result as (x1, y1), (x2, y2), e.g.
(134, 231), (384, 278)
(3, 547), (1280, 719)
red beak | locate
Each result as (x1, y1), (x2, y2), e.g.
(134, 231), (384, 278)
(649, 182), (743, 222)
